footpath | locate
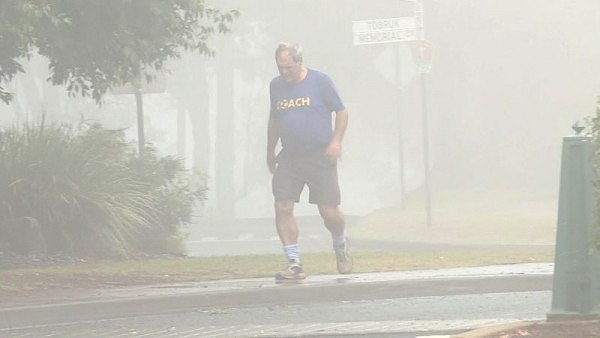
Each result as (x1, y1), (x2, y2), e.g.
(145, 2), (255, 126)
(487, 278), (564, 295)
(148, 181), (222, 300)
(0, 262), (554, 337)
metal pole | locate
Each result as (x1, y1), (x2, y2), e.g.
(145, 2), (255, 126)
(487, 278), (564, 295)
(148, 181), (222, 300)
(420, 71), (432, 227)
(396, 45), (406, 208)
(135, 88), (145, 154)
(415, 0), (432, 226)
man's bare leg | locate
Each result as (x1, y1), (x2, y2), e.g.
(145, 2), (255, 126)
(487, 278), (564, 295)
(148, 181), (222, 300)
(274, 201), (306, 281)
(275, 201), (298, 246)
(318, 204), (352, 274)
(318, 204), (345, 236)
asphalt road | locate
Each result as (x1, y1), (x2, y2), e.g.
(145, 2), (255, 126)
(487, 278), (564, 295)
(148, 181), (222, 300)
(0, 264), (554, 337)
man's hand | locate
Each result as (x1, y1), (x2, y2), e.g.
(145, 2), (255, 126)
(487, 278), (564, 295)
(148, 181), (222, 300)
(267, 118), (280, 173)
(267, 152), (277, 173)
(326, 109), (347, 162)
(325, 141), (342, 161)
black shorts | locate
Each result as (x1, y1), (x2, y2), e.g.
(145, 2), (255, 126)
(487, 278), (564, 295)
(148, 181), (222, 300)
(272, 149), (341, 205)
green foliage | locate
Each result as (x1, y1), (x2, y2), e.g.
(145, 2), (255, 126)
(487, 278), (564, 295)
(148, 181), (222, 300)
(0, 1), (35, 103)
(0, 121), (206, 258)
(128, 147), (207, 254)
(0, 0), (239, 103)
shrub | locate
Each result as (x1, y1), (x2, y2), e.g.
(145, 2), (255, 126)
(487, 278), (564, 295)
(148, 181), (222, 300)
(0, 120), (206, 258)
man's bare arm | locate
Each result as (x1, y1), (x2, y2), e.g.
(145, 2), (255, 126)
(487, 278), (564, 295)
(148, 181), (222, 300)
(326, 109), (348, 159)
(267, 118), (280, 173)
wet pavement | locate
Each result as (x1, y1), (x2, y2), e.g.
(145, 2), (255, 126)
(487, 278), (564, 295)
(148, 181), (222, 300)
(0, 263), (554, 337)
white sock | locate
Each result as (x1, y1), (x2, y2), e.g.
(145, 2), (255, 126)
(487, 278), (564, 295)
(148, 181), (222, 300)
(284, 244), (300, 264)
(332, 230), (346, 248)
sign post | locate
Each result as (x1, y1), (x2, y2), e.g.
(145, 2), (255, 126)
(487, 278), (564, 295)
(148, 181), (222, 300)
(409, 39), (433, 227)
(353, 0), (433, 227)
(110, 74), (166, 154)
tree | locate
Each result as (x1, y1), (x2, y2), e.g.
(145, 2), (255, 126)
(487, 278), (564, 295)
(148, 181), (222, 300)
(0, 0), (239, 104)
(0, 1), (34, 103)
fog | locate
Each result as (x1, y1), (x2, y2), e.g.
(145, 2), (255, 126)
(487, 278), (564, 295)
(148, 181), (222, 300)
(2, 0), (599, 228)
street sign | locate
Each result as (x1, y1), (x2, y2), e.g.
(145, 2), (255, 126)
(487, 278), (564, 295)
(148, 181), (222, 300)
(352, 17), (419, 45)
(409, 39), (434, 73)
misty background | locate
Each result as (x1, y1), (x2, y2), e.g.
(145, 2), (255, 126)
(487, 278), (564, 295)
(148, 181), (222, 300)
(1, 0), (598, 229)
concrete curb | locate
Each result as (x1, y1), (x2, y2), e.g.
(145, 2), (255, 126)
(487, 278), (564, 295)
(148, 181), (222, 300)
(451, 321), (538, 337)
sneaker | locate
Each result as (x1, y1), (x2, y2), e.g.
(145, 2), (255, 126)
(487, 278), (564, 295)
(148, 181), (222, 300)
(275, 263), (306, 281)
(334, 242), (353, 274)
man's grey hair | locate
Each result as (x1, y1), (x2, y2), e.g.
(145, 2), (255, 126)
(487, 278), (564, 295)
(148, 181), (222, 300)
(275, 42), (303, 63)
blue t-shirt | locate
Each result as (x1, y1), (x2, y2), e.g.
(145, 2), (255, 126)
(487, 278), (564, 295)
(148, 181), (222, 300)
(270, 69), (345, 154)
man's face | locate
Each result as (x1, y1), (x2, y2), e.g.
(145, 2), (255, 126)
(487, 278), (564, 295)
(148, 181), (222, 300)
(276, 51), (303, 83)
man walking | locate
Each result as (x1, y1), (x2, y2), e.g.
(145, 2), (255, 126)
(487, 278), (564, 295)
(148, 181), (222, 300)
(267, 42), (351, 281)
